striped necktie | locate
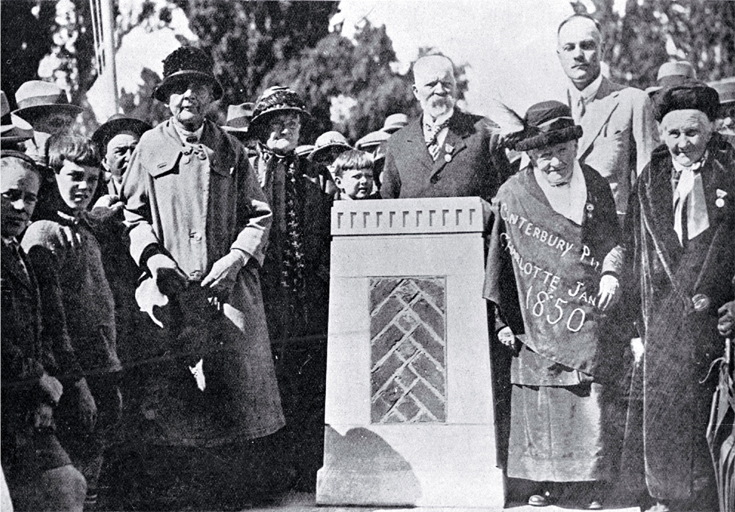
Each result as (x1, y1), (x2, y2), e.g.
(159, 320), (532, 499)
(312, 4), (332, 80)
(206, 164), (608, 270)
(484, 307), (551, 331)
(425, 119), (450, 161)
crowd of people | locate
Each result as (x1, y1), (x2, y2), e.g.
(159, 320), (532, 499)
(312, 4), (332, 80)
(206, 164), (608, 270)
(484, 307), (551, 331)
(1, 12), (735, 512)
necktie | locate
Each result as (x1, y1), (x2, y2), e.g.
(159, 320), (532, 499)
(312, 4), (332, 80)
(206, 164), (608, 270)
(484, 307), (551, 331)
(7, 241), (30, 283)
(425, 119), (450, 161)
(673, 165), (710, 245)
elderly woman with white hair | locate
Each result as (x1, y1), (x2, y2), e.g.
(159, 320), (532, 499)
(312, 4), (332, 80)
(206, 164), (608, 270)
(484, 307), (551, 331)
(625, 80), (735, 511)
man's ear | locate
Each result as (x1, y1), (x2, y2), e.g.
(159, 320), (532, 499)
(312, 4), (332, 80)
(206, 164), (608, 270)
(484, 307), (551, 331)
(334, 176), (343, 189)
(412, 84), (420, 102)
(101, 159), (111, 172)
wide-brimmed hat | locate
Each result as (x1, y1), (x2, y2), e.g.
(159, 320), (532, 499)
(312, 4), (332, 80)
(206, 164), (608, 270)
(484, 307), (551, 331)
(221, 102), (254, 133)
(92, 114), (151, 154)
(382, 113), (408, 134)
(12, 80), (83, 122)
(1, 91), (33, 144)
(514, 101), (583, 152)
(309, 131), (352, 160)
(710, 77), (735, 106)
(646, 61), (697, 96)
(153, 46), (223, 102)
(295, 144), (315, 158)
(356, 129), (391, 152)
(653, 79), (720, 122)
(249, 86), (311, 136)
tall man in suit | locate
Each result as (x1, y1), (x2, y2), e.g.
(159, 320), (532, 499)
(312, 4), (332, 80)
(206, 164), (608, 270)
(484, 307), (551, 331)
(557, 14), (658, 218)
(380, 54), (512, 200)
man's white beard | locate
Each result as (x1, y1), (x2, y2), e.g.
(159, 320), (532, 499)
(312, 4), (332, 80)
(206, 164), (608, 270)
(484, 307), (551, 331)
(424, 97), (455, 121)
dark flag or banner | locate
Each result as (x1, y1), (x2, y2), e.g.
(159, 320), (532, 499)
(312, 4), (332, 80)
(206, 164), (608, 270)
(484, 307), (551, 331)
(707, 337), (735, 512)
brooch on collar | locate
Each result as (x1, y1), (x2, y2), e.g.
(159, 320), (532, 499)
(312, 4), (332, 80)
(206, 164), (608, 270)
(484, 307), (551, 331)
(716, 189), (727, 208)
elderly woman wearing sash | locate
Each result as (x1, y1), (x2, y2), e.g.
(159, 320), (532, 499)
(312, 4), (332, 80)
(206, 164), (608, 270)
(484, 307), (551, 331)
(625, 81), (735, 512)
(484, 101), (626, 509)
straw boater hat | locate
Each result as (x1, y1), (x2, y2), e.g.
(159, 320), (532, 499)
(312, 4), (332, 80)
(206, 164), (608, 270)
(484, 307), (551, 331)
(381, 113), (408, 134)
(295, 144), (315, 158)
(12, 80), (83, 123)
(309, 131), (353, 161)
(221, 102), (254, 134)
(153, 46), (223, 102)
(1, 91), (33, 145)
(249, 86), (311, 138)
(709, 77), (735, 106)
(514, 101), (583, 152)
(356, 129), (391, 152)
(92, 114), (151, 154)
(652, 79), (720, 122)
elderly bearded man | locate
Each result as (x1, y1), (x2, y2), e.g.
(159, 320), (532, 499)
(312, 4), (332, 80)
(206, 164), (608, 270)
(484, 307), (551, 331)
(119, 47), (284, 508)
(557, 14), (658, 219)
(484, 101), (627, 510)
(380, 54), (512, 201)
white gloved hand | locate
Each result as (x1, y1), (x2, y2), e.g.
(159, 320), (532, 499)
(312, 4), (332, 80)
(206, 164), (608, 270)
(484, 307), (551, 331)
(597, 274), (620, 312)
(201, 250), (249, 299)
(631, 337), (644, 365)
(497, 326), (517, 348)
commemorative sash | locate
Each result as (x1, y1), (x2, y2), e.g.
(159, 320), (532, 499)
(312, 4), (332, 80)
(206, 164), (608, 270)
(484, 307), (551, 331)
(486, 170), (613, 375)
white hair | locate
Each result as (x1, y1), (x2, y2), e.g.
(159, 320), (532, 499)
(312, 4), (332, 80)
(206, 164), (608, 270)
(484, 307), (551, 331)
(658, 109), (714, 140)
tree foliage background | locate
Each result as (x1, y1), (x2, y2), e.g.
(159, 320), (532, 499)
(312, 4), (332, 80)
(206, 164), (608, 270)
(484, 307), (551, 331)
(575, 0), (735, 88)
(2, 0), (734, 138)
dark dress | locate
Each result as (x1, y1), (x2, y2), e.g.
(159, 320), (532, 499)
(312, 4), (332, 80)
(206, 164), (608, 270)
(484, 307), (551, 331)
(484, 164), (627, 482)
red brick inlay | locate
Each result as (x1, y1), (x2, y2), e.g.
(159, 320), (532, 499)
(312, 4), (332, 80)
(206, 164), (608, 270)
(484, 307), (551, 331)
(369, 277), (447, 423)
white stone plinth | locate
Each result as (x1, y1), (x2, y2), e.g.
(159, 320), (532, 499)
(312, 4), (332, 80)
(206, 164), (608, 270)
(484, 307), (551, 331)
(317, 198), (504, 509)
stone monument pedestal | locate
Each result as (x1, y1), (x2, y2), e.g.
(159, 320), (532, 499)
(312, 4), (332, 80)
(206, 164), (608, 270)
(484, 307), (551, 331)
(316, 197), (505, 509)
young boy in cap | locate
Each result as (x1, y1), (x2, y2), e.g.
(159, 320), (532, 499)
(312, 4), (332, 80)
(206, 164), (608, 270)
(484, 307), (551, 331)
(2, 150), (90, 512)
(21, 134), (121, 509)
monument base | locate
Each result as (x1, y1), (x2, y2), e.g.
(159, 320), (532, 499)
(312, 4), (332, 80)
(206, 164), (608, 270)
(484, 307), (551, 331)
(316, 424), (505, 508)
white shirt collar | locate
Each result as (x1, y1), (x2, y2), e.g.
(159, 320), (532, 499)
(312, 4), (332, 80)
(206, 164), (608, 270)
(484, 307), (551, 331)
(568, 73), (603, 105)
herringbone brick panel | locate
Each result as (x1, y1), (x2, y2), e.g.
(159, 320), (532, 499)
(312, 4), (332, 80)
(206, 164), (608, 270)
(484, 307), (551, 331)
(369, 277), (447, 423)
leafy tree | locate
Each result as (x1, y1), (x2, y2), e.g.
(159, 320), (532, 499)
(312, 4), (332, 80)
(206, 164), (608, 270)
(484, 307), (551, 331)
(261, 21), (417, 142)
(575, 0), (735, 88)
(184, 0), (339, 105)
(1, 0), (57, 107)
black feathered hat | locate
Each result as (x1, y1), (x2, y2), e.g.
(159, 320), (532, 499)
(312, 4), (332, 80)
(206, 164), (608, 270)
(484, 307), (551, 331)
(653, 79), (720, 122)
(249, 86), (311, 139)
(153, 46), (223, 102)
(514, 101), (583, 152)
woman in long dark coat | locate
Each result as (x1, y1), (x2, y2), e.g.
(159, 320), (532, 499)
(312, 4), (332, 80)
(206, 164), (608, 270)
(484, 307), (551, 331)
(625, 80), (735, 511)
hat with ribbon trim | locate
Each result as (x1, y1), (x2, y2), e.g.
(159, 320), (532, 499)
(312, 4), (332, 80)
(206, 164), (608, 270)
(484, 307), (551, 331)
(12, 81), (83, 123)
(249, 86), (311, 137)
(514, 101), (583, 152)
(1, 91), (33, 144)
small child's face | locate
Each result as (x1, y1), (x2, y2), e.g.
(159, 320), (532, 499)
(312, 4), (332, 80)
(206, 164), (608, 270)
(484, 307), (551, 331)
(336, 168), (374, 200)
(55, 160), (100, 212)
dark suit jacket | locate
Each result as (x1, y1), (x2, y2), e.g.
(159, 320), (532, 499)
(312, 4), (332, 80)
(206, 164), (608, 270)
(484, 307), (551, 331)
(380, 110), (512, 201)
(1, 243), (81, 472)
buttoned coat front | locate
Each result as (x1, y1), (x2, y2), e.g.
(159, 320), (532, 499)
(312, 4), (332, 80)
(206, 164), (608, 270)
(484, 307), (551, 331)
(572, 76), (659, 216)
(121, 119), (284, 446)
(380, 110), (512, 201)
